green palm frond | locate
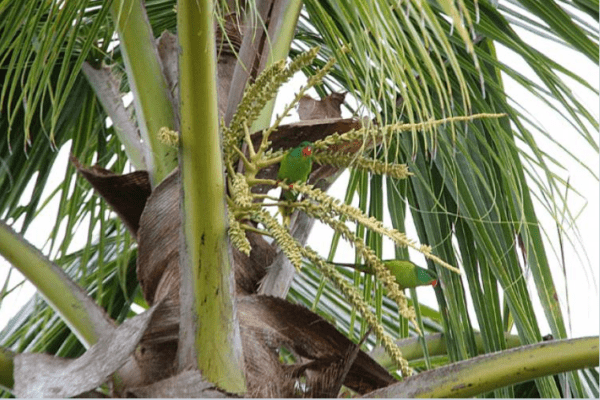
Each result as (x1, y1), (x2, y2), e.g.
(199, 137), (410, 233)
(0, 0), (113, 143)
(291, 0), (597, 397)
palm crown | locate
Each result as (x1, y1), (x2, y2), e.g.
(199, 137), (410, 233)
(0, 0), (597, 397)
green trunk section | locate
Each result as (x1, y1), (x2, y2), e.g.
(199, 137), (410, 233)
(0, 348), (14, 392)
(411, 336), (598, 398)
(371, 332), (522, 370)
(177, 0), (246, 393)
(111, 0), (178, 186)
(0, 222), (108, 349)
(252, 0), (302, 131)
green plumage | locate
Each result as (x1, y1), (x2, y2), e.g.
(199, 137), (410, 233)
(277, 141), (314, 225)
(333, 259), (437, 290)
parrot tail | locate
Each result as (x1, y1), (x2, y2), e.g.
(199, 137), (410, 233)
(278, 186), (298, 227)
(330, 262), (373, 275)
(278, 205), (292, 227)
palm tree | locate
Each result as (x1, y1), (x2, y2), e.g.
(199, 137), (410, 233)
(0, 0), (597, 397)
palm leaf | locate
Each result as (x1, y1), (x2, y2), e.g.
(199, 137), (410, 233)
(292, 0), (596, 397)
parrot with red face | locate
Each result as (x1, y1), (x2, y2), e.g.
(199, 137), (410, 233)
(277, 141), (314, 226)
(332, 259), (437, 290)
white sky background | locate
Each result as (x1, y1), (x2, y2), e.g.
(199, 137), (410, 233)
(1, 21), (598, 339)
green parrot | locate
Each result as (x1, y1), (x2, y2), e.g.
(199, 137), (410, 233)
(332, 259), (438, 290)
(277, 141), (314, 226)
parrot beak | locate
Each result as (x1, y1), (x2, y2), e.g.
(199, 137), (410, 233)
(431, 279), (438, 287)
(302, 146), (313, 157)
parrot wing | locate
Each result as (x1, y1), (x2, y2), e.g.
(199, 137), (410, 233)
(331, 260), (437, 290)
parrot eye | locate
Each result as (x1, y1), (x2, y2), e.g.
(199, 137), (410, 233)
(302, 147), (312, 156)
(431, 279), (438, 287)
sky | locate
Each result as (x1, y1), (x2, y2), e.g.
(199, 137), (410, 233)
(1, 18), (598, 340)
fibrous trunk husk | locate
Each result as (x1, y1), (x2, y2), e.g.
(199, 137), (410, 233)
(71, 13), (393, 394)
